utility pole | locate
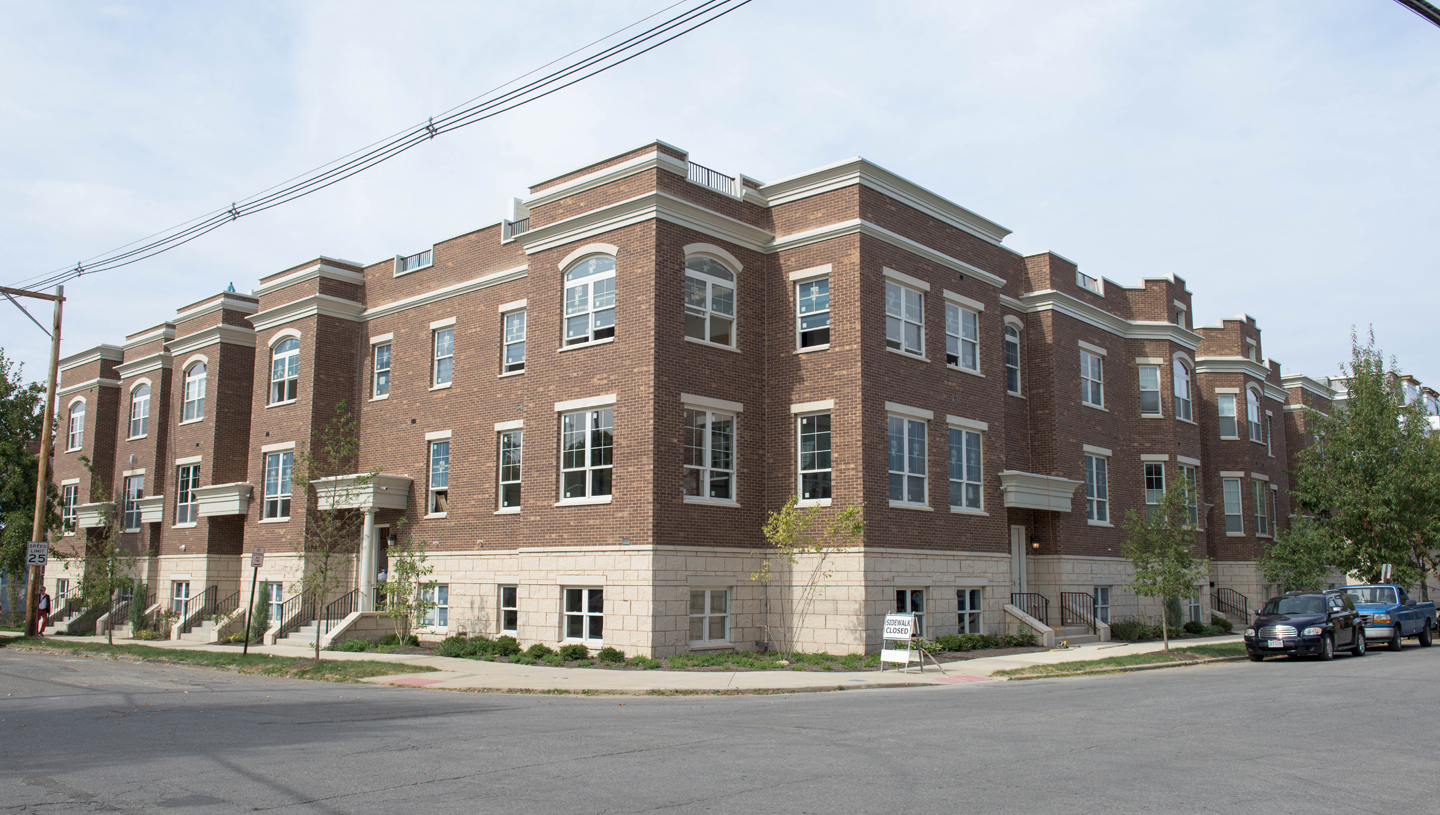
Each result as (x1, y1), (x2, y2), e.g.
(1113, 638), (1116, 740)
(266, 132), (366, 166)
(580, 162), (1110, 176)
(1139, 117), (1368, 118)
(4, 285), (65, 638)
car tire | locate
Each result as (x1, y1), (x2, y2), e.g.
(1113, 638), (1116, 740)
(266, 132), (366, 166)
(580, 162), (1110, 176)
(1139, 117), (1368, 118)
(1420, 623), (1433, 648)
(1247, 654), (1265, 662)
(1351, 630), (1366, 657)
(1390, 627), (1404, 652)
(1319, 634), (1335, 661)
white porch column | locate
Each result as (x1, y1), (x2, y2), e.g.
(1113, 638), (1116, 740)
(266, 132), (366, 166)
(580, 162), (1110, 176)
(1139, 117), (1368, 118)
(359, 508), (377, 612)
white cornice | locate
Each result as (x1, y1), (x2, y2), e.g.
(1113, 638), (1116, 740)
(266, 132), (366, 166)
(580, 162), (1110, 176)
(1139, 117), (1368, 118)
(774, 220), (1008, 289)
(123, 326), (174, 350)
(59, 345), (124, 373)
(254, 262), (366, 298)
(521, 191), (772, 255)
(175, 293), (259, 322)
(362, 266), (527, 321)
(1263, 383), (1289, 403)
(1281, 373), (1334, 401)
(1017, 290), (1202, 350)
(526, 150), (687, 209)
(116, 352), (172, 379)
(998, 471), (1084, 513)
(168, 324), (257, 355)
(1194, 356), (1273, 381)
(249, 294), (365, 331)
(58, 377), (121, 397)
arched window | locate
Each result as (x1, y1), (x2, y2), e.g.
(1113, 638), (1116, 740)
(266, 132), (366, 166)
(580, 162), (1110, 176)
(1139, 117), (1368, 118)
(1172, 359), (1192, 422)
(129, 384), (150, 438)
(182, 362), (206, 422)
(1004, 325), (1021, 394)
(67, 401), (85, 451)
(563, 256), (616, 346)
(270, 338), (300, 404)
(1247, 386), (1263, 442)
(683, 256), (736, 347)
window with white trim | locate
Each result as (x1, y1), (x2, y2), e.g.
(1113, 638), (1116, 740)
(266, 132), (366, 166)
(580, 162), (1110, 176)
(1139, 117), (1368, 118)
(689, 589), (729, 644)
(498, 430), (522, 510)
(432, 327), (454, 387)
(561, 408), (613, 500)
(270, 338), (300, 404)
(887, 415), (927, 505)
(563, 256), (616, 346)
(428, 440), (450, 514)
(1144, 463), (1165, 522)
(372, 343), (391, 397)
(503, 310), (526, 373)
(798, 412), (831, 501)
(122, 475), (144, 531)
(396, 249), (432, 274)
(263, 452), (292, 519)
(182, 363), (206, 422)
(1222, 478), (1243, 534)
(1094, 586), (1111, 624)
(176, 464), (199, 524)
(682, 408), (734, 500)
(796, 277), (830, 348)
(265, 582), (284, 622)
(1266, 415), (1273, 456)
(1139, 365), (1161, 416)
(1253, 480), (1269, 536)
(1004, 325), (1021, 394)
(1076, 270), (1101, 294)
(945, 303), (978, 371)
(421, 585), (449, 628)
(61, 484), (78, 531)
(958, 588), (983, 633)
(884, 280), (924, 357)
(1247, 388), (1263, 442)
(171, 581), (190, 614)
(129, 384), (150, 438)
(948, 427), (982, 510)
(1217, 394), (1238, 438)
(500, 586), (518, 633)
(1186, 595), (1201, 623)
(1179, 464), (1199, 527)
(1080, 351), (1104, 407)
(684, 257), (735, 347)
(67, 402), (85, 451)
(896, 588), (925, 636)
(563, 587), (603, 642)
(1173, 359), (1193, 421)
(1085, 454), (1109, 523)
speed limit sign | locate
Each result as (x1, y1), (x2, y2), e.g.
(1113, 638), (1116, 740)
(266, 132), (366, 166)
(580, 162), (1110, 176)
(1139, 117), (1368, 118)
(26, 541), (48, 567)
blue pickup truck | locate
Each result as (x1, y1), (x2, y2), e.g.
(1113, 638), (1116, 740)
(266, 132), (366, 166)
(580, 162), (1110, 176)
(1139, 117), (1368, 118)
(1340, 585), (1436, 651)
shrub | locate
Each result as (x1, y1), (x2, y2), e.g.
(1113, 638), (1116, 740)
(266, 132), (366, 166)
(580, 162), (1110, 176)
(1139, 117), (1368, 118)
(494, 636), (521, 656)
(597, 646), (625, 664)
(931, 634), (963, 652)
(332, 637), (371, 652)
(249, 582), (271, 641)
(542, 654), (564, 667)
(1182, 620), (1207, 635)
(219, 631), (247, 644)
(1210, 616), (1233, 632)
(377, 632), (401, 647)
(627, 655), (661, 670)
(999, 631), (1038, 648)
(133, 629), (165, 641)
(512, 654), (536, 666)
(436, 635), (471, 658)
(525, 643), (555, 659)
(557, 643), (590, 661)
(1108, 619), (1156, 641)
(1202, 625), (1225, 637)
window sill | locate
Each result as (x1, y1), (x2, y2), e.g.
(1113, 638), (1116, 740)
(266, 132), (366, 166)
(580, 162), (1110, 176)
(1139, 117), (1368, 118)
(494, 507), (521, 515)
(1256, 533), (1272, 539)
(889, 501), (933, 511)
(559, 337), (615, 353)
(555, 496), (613, 507)
(1006, 390), (1024, 398)
(949, 507), (987, 516)
(258, 517), (290, 524)
(948, 365), (983, 378)
(178, 418), (204, 426)
(266, 400), (297, 410)
(1225, 531), (1246, 537)
(1082, 402), (1108, 412)
(683, 495), (740, 508)
(172, 523), (198, 530)
(63, 531), (75, 537)
(561, 639), (605, 647)
(1250, 438), (1266, 445)
(424, 513), (448, 520)
(1176, 416), (1197, 425)
(498, 369), (525, 379)
(65, 447), (82, 453)
(794, 344), (830, 354)
(1087, 520), (1114, 527)
(429, 382), (452, 392)
(126, 434), (148, 442)
(1140, 413), (1164, 419)
(684, 336), (741, 354)
(796, 498), (831, 508)
(122, 527), (141, 534)
(1219, 435), (1240, 441)
(688, 641), (735, 651)
(370, 394), (389, 402)
(885, 347), (928, 363)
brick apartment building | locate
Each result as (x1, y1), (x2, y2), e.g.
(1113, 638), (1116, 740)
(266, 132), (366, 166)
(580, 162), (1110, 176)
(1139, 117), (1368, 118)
(48, 139), (1426, 655)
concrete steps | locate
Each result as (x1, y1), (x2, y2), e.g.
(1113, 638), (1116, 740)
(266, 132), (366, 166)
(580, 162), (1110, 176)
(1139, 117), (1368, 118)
(179, 620), (217, 642)
(1053, 626), (1101, 646)
(275, 621), (320, 646)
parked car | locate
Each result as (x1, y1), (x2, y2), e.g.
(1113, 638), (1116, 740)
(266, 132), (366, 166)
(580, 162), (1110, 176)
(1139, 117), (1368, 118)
(1340, 585), (1436, 651)
(1243, 591), (1365, 661)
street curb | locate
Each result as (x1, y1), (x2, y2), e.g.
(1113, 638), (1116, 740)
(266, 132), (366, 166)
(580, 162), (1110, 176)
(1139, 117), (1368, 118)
(1000, 655), (1248, 680)
(402, 680), (943, 696)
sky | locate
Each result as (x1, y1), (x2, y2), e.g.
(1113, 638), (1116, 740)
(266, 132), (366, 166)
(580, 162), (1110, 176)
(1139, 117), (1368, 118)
(2, 0), (1436, 389)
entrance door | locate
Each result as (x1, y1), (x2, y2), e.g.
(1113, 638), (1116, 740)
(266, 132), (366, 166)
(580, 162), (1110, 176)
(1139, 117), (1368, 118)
(1009, 525), (1027, 599)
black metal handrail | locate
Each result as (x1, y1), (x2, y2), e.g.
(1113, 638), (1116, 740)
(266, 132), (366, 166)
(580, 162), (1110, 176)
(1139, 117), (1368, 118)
(1010, 592), (1049, 626)
(275, 594), (315, 641)
(179, 585), (218, 634)
(686, 161), (737, 196)
(502, 217), (531, 240)
(1059, 592), (1097, 634)
(52, 586), (84, 622)
(374, 586), (387, 612)
(1214, 588), (1249, 620)
(215, 591), (240, 619)
(322, 589), (360, 636)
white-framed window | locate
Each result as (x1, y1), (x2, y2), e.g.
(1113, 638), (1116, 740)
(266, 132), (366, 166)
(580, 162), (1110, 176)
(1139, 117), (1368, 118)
(563, 255), (616, 346)
(896, 588), (925, 637)
(182, 363), (206, 422)
(1138, 365), (1161, 416)
(689, 588), (729, 644)
(683, 257), (736, 347)
(265, 582), (284, 622)
(263, 451), (293, 520)
(1173, 359), (1193, 421)
(372, 343), (391, 397)
(503, 310), (526, 373)
(396, 248), (432, 275)
(947, 427), (982, 511)
(1266, 415), (1273, 456)
(432, 327), (454, 387)
(498, 430), (522, 510)
(1076, 270), (1101, 295)
(1085, 454), (1109, 523)
(1186, 595), (1202, 623)
(945, 303), (978, 371)
(1247, 387), (1263, 442)
(560, 408), (613, 500)
(958, 588), (983, 633)
(1004, 325), (1021, 394)
(176, 464), (199, 525)
(61, 483), (78, 531)
(887, 415), (927, 505)
(500, 585), (519, 633)
(129, 384), (150, 438)
(56, 577), (70, 601)
(428, 440), (450, 515)
(1271, 489), (1279, 533)
(171, 581), (190, 614)
(270, 338), (300, 404)
(682, 408), (735, 501)
(1080, 351), (1104, 408)
(1179, 464), (1199, 527)
(798, 412), (832, 502)
(796, 277), (830, 349)
(67, 401), (85, 451)
(122, 475), (144, 531)
(1144, 463), (1165, 521)
(1222, 478), (1243, 534)
(1094, 586), (1111, 624)
(1217, 394), (1238, 438)
(563, 587), (603, 643)
(884, 280), (924, 357)
(422, 585), (449, 628)
(1253, 480), (1270, 536)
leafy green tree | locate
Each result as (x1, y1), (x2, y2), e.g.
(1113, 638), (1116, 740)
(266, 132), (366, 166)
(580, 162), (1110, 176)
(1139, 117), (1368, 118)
(1122, 472), (1211, 651)
(380, 524), (436, 641)
(751, 495), (865, 659)
(57, 498), (135, 646)
(0, 349), (60, 613)
(249, 581), (271, 641)
(1259, 515), (1341, 592)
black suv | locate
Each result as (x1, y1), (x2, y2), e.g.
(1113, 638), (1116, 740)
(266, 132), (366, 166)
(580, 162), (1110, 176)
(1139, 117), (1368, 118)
(1244, 590), (1365, 661)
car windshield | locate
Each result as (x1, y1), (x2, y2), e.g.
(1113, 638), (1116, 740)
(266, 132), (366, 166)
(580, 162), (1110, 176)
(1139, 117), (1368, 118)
(1261, 596), (1325, 616)
(1342, 587), (1396, 606)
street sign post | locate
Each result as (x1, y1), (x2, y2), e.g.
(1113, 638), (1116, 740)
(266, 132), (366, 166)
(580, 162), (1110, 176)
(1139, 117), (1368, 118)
(243, 548), (264, 655)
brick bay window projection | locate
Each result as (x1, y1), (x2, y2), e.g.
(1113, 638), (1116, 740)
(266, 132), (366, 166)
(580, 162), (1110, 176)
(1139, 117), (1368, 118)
(270, 338), (300, 404)
(563, 255), (616, 346)
(500, 586), (519, 633)
(689, 588), (729, 644)
(1247, 387), (1263, 442)
(1253, 480), (1270, 536)
(1138, 365), (1161, 416)
(958, 588), (983, 633)
(797, 413), (831, 501)
(561, 408), (613, 500)
(896, 588), (925, 636)
(564, 587), (603, 643)
(182, 362), (206, 422)
(129, 384), (150, 438)
(1217, 394), (1238, 438)
(432, 327), (454, 387)
(428, 440), (450, 514)
(1085, 454), (1109, 523)
(683, 257), (735, 347)
(1004, 325), (1021, 393)
(682, 408), (734, 501)
(372, 342), (391, 397)
(1144, 463), (1165, 521)
(263, 451), (293, 519)
(885, 280), (924, 357)
(502, 310), (526, 373)
(945, 303), (979, 371)
(498, 430), (522, 510)
(61, 483), (78, 532)
(887, 415), (927, 505)
(176, 464), (200, 524)
(948, 427), (982, 511)
(1080, 351), (1104, 408)
(1222, 478), (1243, 533)
(1173, 359), (1193, 421)
(122, 475), (144, 531)
(67, 401), (84, 450)
(796, 277), (830, 348)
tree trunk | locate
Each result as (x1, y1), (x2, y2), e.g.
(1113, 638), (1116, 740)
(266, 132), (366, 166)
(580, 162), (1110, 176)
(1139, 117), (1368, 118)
(107, 588), (115, 646)
(1161, 602), (1170, 651)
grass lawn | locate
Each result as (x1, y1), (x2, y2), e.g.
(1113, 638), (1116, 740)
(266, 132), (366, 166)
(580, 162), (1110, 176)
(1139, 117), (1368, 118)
(2, 637), (437, 683)
(993, 642), (1247, 678)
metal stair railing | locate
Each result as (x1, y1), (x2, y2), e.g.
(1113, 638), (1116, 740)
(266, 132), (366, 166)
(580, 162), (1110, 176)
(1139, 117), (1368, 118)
(215, 591), (240, 620)
(322, 589), (360, 636)
(275, 594), (315, 641)
(1010, 592), (1049, 626)
(1213, 588), (1250, 621)
(1059, 592), (1098, 634)
(178, 585), (218, 634)
(686, 161), (739, 196)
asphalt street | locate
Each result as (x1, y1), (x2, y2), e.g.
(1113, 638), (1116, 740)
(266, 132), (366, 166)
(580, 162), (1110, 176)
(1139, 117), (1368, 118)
(2, 645), (1436, 814)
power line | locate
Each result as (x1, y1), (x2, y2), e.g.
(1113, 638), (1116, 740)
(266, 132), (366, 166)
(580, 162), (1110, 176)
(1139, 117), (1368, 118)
(1393, 0), (1440, 29)
(10, 0), (753, 290)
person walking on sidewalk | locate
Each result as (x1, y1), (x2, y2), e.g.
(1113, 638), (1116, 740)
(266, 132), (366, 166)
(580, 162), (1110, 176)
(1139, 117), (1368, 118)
(36, 586), (52, 635)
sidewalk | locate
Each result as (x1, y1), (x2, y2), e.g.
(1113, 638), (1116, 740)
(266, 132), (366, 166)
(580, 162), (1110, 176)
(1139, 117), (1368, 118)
(6, 633), (1244, 693)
